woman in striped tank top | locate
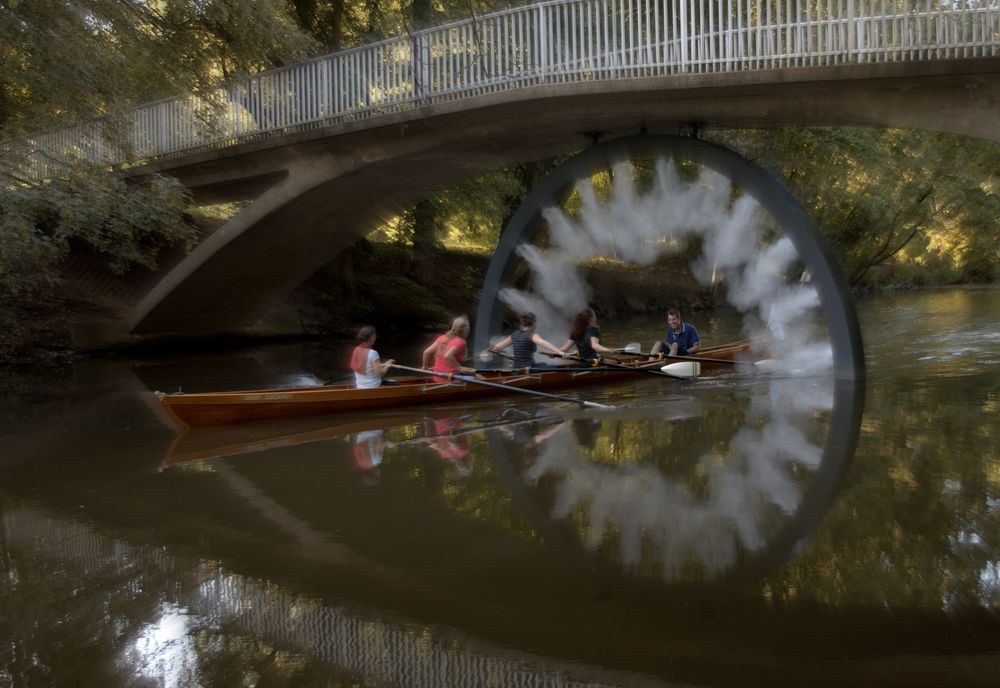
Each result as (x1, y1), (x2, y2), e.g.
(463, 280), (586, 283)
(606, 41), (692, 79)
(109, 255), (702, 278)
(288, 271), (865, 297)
(488, 312), (567, 369)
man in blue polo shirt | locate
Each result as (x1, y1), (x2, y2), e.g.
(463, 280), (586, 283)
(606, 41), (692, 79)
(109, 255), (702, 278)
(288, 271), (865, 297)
(650, 308), (700, 358)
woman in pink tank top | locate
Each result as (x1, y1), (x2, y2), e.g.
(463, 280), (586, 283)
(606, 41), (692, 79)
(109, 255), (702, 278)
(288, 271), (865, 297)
(422, 315), (476, 380)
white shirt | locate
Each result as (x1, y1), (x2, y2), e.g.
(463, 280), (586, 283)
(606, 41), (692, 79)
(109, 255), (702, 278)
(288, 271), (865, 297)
(354, 348), (382, 388)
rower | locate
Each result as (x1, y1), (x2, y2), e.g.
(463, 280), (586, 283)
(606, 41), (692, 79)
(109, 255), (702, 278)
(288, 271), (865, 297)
(423, 315), (476, 381)
(488, 311), (568, 369)
(560, 308), (617, 365)
(650, 308), (701, 359)
(350, 326), (396, 388)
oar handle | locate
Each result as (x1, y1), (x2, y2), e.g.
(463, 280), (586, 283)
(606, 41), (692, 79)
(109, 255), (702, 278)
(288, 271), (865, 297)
(542, 350), (598, 365)
(392, 363), (439, 376)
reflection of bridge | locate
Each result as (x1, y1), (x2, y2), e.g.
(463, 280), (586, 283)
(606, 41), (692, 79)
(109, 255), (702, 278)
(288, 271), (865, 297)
(2, 506), (667, 687)
(23, 0), (1000, 345)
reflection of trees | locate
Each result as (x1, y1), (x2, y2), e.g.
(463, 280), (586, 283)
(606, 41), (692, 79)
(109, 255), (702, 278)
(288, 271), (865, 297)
(774, 374), (1000, 610)
(514, 379), (835, 583)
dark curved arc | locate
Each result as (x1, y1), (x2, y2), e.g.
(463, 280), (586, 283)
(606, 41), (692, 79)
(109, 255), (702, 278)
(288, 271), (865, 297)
(484, 427), (587, 558)
(473, 133), (865, 380)
(713, 376), (866, 586)
(482, 377), (866, 589)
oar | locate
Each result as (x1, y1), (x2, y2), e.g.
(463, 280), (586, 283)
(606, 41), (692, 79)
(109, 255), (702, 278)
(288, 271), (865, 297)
(390, 364), (613, 410)
(480, 348), (572, 365)
(642, 349), (784, 376)
(479, 348), (519, 363)
(478, 365), (685, 375)
(612, 342), (642, 354)
(387, 413), (564, 449)
(481, 347), (582, 372)
(647, 351), (739, 365)
(574, 352), (698, 380)
(537, 342), (694, 379)
(640, 343), (752, 365)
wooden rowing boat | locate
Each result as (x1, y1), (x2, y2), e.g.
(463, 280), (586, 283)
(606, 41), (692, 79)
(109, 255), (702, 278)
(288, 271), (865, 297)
(158, 340), (752, 428)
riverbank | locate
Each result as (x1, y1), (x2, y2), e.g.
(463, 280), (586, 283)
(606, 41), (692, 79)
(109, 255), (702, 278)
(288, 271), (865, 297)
(7, 239), (991, 369)
(0, 241), (714, 368)
(289, 240), (713, 337)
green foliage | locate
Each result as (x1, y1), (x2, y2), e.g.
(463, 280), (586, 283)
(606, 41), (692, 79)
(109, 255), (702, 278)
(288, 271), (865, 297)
(0, 162), (197, 361)
(307, 240), (488, 335)
(288, 0), (523, 52)
(0, 0), (319, 362)
(717, 128), (1000, 288)
(0, 0), (318, 135)
(2, 168), (195, 277)
(435, 169), (525, 246)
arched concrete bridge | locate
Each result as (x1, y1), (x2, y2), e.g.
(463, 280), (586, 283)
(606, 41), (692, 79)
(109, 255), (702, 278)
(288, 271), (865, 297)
(29, 0), (1000, 343)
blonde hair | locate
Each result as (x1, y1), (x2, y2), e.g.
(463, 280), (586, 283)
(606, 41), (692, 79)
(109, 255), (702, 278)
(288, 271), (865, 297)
(447, 315), (470, 336)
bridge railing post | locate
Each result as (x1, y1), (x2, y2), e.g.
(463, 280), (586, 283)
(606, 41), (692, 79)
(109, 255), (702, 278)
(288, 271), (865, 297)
(847, 0), (856, 63)
(411, 33), (431, 105)
(537, 3), (548, 81)
(679, 0), (689, 71)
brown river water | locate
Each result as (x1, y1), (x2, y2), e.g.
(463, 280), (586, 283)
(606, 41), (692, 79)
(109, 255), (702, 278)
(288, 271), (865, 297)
(0, 286), (998, 687)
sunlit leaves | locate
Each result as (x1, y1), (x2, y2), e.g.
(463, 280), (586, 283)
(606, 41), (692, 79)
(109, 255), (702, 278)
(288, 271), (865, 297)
(718, 127), (1000, 287)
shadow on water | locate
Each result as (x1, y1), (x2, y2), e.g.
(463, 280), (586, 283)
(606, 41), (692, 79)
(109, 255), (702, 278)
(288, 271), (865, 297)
(2, 332), (1000, 686)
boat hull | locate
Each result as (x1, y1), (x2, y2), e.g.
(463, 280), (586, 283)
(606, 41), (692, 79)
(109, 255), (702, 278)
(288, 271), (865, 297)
(159, 341), (751, 428)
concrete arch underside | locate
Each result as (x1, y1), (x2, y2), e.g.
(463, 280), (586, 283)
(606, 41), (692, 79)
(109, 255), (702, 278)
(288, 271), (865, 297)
(127, 59), (1000, 341)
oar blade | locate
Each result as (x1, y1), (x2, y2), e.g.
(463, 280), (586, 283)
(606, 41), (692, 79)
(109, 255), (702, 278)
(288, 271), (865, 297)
(661, 361), (700, 379)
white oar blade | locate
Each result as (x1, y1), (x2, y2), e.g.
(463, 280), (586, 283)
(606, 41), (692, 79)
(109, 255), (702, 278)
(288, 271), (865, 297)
(478, 350), (495, 362)
(622, 342), (641, 353)
(661, 361), (700, 378)
(752, 359), (780, 373)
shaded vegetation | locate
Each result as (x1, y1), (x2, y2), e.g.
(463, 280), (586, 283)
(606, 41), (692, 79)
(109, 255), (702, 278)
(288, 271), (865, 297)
(295, 239), (705, 337)
(1, 1), (998, 364)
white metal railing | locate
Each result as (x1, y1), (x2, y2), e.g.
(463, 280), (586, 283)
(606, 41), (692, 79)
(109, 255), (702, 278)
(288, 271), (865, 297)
(10, 0), (1000, 180)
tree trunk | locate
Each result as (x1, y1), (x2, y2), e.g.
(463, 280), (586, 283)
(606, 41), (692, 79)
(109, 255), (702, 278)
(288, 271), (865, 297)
(410, 199), (438, 258)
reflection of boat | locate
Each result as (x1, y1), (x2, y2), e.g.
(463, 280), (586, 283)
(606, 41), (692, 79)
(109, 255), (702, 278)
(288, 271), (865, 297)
(164, 406), (562, 466)
(159, 341), (752, 427)
(163, 412), (425, 465)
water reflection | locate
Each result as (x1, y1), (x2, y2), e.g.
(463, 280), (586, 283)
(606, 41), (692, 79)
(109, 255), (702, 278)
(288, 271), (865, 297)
(4, 289), (1000, 686)
(155, 370), (863, 589)
(351, 428), (386, 483)
(485, 376), (864, 585)
(125, 603), (200, 688)
(423, 415), (474, 476)
(3, 507), (653, 688)
(0, 372), (863, 687)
